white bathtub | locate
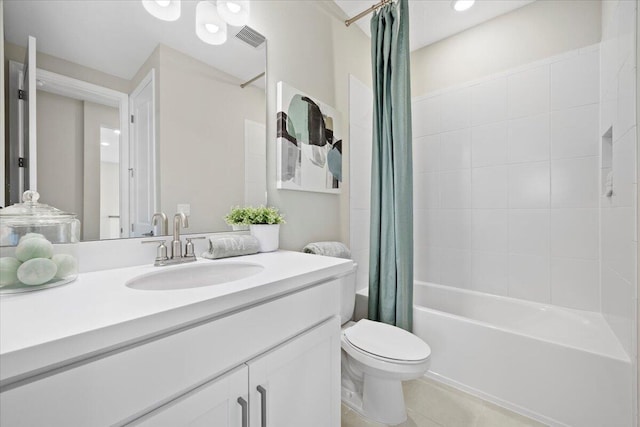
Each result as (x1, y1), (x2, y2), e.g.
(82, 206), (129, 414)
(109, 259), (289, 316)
(356, 282), (634, 426)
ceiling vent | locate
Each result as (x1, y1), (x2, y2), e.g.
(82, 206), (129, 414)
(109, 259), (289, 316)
(235, 26), (266, 48)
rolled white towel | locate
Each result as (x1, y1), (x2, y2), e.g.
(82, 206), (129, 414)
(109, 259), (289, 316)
(202, 235), (260, 260)
(302, 241), (351, 259)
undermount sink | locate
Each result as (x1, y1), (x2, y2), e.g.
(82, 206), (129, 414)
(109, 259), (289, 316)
(126, 262), (264, 291)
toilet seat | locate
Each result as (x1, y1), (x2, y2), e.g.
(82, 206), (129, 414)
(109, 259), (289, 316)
(343, 319), (431, 363)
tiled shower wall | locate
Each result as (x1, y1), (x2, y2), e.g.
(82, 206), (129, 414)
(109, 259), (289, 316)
(412, 45), (601, 310)
(600, 0), (637, 357)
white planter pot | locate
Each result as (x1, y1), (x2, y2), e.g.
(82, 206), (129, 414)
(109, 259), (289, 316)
(231, 224), (249, 231)
(250, 224), (280, 252)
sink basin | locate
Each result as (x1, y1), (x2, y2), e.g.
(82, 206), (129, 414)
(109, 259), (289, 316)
(126, 262), (264, 291)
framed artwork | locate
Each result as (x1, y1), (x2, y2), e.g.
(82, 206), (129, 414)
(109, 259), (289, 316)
(276, 81), (342, 194)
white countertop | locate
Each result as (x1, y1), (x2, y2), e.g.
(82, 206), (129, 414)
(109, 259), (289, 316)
(0, 250), (353, 385)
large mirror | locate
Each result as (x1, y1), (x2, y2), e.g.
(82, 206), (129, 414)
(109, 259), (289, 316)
(3, 0), (267, 240)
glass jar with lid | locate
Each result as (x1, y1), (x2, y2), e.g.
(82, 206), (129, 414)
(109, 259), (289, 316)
(0, 191), (80, 294)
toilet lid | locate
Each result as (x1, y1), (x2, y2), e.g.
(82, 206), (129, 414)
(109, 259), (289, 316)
(344, 319), (431, 362)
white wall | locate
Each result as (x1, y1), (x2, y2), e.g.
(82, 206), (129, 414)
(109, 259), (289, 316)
(411, 0), (601, 96)
(411, 46), (601, 309)
(250, 1), (371, 251)
(599, 0), (637, 359)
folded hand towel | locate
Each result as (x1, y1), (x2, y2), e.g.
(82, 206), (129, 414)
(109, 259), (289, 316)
(202, 235), (260, 260)
(302, 241), (351, 259)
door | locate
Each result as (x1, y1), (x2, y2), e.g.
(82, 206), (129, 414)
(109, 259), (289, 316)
(131, 365), (249, 427)
(129, 69), (157, 237)
(248, 317), (341, 427)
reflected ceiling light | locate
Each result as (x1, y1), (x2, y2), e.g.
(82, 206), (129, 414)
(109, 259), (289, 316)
(217, 0), (250, 27)
(451, 0), (475, 12)
(100, 142), (110, 147)
(113, 129), (121, 135)
(196, 1), (227, 45)
(142, 0), (181, 21)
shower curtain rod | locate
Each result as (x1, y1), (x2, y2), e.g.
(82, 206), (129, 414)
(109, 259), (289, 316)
(240, 72), (265, 88)
(345, 0), (394, 27)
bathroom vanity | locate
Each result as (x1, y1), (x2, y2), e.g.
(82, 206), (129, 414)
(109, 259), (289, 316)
(0, 251), (353, 426)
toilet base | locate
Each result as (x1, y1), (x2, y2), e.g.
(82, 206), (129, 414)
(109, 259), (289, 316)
(341, 373), (408, 425)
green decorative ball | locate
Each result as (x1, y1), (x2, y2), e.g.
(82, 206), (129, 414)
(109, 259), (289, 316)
(0, 257), (21, 287)
(52, 254), (78, 279)
(18, 233), (47, 243)
(15, 238), (54, 262)
(17, 258), (57, 286)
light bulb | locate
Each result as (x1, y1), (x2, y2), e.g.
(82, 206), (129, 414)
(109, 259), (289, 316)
(196, 1), (227, 45)
(226, 2), (241, 13)
(451, 0), (475, 12)
(142, 0), (181, 21)
(205, 23), (219, 33)
(217, 0), (249, 27)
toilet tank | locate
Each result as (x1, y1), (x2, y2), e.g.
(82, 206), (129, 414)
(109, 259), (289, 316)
(339, 263), (358, 325)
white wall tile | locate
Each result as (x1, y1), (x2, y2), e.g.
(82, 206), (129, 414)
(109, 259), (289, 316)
(507, 65), (550, 119)
(440, 209), (471, 249)
(471, 78), (507, 126)
(551, 104), (600, 159)
(440, 170), (471, 209)
(415, 209), (440, 249)
(616, 60), (637, 137)
(472, 166), (508, 208)
(415, 246), (440, 284)
(612, 127), (637, 207)
(413, 135), (440, 173)
(471, 251), (508, 296)
(440, 88), (471, 132)
(551, 157), (599, 208)
(508, 162), (550, 208)
(602, 207), (637, 284)
(440, 248), (471, 288)
(551, 50), (599, 110)
(349, 124), (372, 210)
(351, 248), (370, 292)
(413, 96), (440, 137)
(350, 208), (370, 252)
(551, 258), (599, 311)
(472, 209), (508, 252)
(550, 208), (599, 259)
(414, 172), (440, 210)
(440, 129), (471, 170)
(508, 209), (550, 256)
(616, 0), (636, 70)
(507, 113), (550, 163)
(508, 254), (550, 303)
(349, 75), (373, 129)
(471, 122), (508, 167)
(601, 267), (633, 356)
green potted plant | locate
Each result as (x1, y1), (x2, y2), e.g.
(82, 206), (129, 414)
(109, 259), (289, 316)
(224, 206), (251, 231)
(246, 206), (285, 252)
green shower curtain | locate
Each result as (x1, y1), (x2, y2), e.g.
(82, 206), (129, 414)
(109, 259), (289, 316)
(368, 0), (413, 331)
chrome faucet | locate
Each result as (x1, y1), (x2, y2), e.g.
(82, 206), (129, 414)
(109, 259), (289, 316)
(151, 212), (168, 236)
(172, 212), (189, 259)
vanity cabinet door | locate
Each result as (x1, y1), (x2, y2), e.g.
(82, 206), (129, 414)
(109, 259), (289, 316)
(248, 316), (341, 427)
(130, 365), (248, 427)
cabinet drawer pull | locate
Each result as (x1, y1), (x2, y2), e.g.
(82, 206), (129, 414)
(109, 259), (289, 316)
(257, 385), (267, 427)
(237, 397), (248, 427)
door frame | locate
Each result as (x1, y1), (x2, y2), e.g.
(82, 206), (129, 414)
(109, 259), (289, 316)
(128, 69), (158, 238)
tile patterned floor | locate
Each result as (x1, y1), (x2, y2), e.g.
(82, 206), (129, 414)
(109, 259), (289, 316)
(341, 377), (547, 427)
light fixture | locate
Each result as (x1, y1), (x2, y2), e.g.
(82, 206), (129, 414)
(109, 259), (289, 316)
(142, 0), (181, 21)
(196, 1), (228, 45)
(451, 0), (475, 12)
(217, 0), (250, 27)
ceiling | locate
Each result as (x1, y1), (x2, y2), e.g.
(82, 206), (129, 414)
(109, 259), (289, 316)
(3, 1), (266, 85)
(334, 0), (536, 51)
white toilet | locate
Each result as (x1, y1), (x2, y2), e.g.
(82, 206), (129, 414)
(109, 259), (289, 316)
(339, 264), (431, 425)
